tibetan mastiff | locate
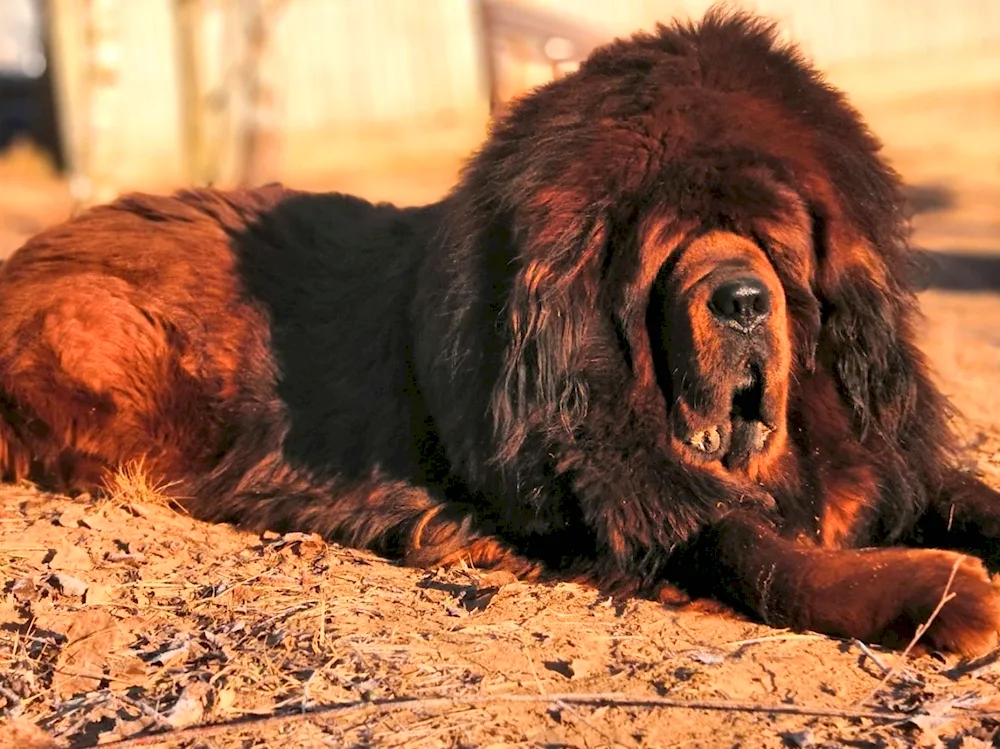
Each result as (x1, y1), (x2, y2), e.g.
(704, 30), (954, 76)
(3, 9), (1000, 654)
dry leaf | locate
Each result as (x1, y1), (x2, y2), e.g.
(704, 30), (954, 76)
(83, 583), (112, 606)
(47, 573), (89, 598)
(568, 658), (596, 680)
(53, 508), (85, 528)
(106, 551), (146, 567)
(905, 693), (983, 735)
(166, 682), (211, 728)
(688, 649), (726, 665)
(150, 643), (191, 668)
(11, 576), (42, 603)
(53, 610), (131, 699)
(282, 531), (322, 544)
(461, 585), (500, 612)
(0, 593), (21, 622)
(476, 570), (518, 588)
(79, 512), (113, 532)
(215, 687), (237, 714)
(47, 543), (93, 571)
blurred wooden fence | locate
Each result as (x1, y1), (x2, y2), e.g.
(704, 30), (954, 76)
(44, 0), (1000, 203)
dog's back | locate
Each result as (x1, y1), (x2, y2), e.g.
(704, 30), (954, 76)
(0, 185), (438, 501)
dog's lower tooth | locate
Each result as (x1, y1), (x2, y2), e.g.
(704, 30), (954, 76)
(754, 424), (773, 450)
(689, 426), (721, 453)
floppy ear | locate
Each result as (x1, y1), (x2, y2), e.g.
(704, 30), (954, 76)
(490, 198), (608, 464)
(810, 202), (925, 440)
(753, 194), (823, 374)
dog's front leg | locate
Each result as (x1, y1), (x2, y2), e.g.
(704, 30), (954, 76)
(674, 511), (1000, 655)
(911, 467), (1000, 567)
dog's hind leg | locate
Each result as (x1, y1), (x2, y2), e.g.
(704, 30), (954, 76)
(673, 511), (1000, 655)
(0, 274), (539, 580)
(0, 276), (236, 494)
(182, 454), (545, 579)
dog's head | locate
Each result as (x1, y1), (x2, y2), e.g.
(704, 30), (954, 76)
(610, 173), (824, 482)
(434, 10), (924, 485)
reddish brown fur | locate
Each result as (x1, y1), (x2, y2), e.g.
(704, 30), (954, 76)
(2, 9), (1000, 655)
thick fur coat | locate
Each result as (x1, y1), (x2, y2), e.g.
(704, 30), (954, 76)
(3, 10), (1000, 654)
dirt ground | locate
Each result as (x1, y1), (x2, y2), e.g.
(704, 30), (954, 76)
(3, 50), (1000, 748)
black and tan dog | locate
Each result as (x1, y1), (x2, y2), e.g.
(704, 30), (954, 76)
(2, 9), (999, 654)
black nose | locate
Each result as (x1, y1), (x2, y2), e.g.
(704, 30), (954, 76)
(709, 277), (771, 331)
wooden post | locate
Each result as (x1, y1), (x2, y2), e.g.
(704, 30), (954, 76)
(76, 0), (121, 208)
(172, 0), (211, 186)
(233, 0), (285, 187)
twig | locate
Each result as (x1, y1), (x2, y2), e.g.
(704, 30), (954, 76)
(518, 640), (618, 745)
(520, 641), (546, 696)
(725, 632), (824, 648)
(117, 695), (174, 733)
(96, 692), (965, 748)
(383, 717), (481, 749)
(857, 555), (964, 707)
(852, 639), (891, 677)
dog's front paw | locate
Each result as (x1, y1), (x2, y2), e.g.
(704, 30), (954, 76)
(861, 551), (1000, 657)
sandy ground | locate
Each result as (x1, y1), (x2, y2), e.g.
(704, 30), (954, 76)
(2, 50), (1000, 748)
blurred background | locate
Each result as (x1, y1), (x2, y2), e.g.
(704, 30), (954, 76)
(0, 0), (998, 458)
(0, 0), (996, 261)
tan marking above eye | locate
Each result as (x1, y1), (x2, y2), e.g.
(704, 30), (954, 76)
(629, 216), (690, 296)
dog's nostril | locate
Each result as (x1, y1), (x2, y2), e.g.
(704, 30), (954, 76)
(709, 278), (771, 330)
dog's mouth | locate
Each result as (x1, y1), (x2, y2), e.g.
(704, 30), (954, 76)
(683, 363), (774, 467)
(725, 363), (774, 468)
(732, 363), (764, 422)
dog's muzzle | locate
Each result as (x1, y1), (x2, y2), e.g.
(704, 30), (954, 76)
(649, 231), (791, 473)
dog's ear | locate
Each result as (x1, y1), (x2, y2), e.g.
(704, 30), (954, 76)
(491, 193), (608, 464)
(809, 198), (926, 440)
(753, 193), (823, 374)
